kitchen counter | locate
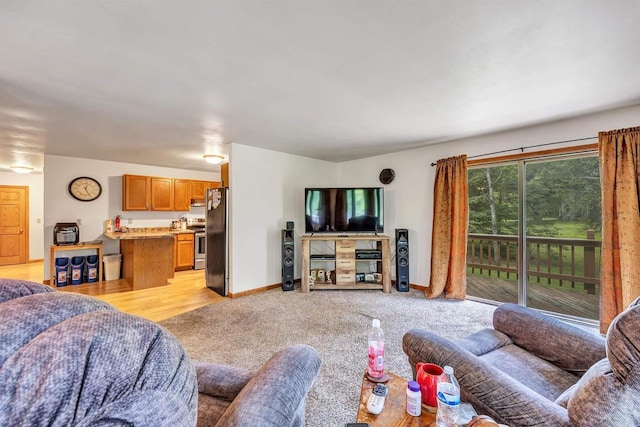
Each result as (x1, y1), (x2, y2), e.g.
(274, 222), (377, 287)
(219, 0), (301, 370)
(104, 228), (194, 240)
(103, 228), (192, 288)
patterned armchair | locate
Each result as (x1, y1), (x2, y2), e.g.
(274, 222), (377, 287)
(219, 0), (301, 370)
(0, 279), (320, 427)
(402, 299), (640, 426)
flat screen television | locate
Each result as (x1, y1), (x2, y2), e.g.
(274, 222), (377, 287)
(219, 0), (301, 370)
(305, 187), (384, 233)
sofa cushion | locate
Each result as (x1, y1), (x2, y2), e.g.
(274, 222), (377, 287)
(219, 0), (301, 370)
(0, 280), (198, 427)
(566, 358), (639, 426)
(479, 343), (579, 401)
(0, 310), (197, 426)
(456, 328), (513, 356)
(494, 303), (606, 376)
(564, 304), (640, 426)
(606, 303), (640, 382)
(0, 279), (55, 303)
(0, 292), (114, 366)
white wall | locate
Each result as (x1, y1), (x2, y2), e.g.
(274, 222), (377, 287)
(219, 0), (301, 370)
(39, 104), (640, 291)
(43, 155), (220, 280)
(0, 171), (45, 261)
(228, 143), (337, 294)
(338, 104), (640, 288)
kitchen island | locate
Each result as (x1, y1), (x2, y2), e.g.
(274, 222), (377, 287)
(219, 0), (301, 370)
(104, 229), (193, 288)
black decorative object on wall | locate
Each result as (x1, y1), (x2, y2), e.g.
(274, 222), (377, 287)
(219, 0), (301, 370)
(379, 168), (395, 185)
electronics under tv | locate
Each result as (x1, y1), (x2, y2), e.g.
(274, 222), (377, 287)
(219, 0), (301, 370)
(305, 187), (384, 233)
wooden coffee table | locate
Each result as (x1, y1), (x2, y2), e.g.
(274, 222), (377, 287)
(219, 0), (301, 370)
(356, 370), (436, 426)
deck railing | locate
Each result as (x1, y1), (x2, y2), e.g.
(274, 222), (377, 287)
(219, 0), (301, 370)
(467, 232), (601, 294)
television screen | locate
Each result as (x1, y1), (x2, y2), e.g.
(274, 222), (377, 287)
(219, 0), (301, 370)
(305, 187), (384, 233)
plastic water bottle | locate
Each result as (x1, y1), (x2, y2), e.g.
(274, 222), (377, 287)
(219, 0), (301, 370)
(436, 365), (460, 427)
(367, 319), (385, 378)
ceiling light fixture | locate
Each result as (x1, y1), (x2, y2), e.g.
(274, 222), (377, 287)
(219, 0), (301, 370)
(203, 154), (225, 165)
(10, 165), (33, 174)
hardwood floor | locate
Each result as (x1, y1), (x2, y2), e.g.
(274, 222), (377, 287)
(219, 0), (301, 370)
(0, 261), (224, 322)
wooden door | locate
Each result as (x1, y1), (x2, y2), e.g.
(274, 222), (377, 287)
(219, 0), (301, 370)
(123, 175), (150, 210)
(150, 178), (174, 211)
(0, 186), (28, 265)
(174, 179), (191, 211)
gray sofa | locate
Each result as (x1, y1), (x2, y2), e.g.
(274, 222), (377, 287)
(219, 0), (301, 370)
(0, 279), (320, 426)
(403, 300), (640, 427)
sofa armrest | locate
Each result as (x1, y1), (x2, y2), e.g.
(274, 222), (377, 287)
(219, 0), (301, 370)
(193, 361), (254, 401)
(403, 328), (570, 426)
(493, 304), (606, 375)
(214, 344), (321, 427)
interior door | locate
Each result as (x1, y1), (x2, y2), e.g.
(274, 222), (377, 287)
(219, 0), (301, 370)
(0, 186), (28, 265)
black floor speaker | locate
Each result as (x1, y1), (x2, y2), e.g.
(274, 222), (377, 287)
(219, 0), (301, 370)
(395, 229), (409, 292)
(282, 229), (295, 291)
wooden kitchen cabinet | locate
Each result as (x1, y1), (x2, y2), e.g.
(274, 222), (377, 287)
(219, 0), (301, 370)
(150, 177), (173, 211)
(221, 162), (229, 187)
(123, 174), (175, 211)
(174, 233), (194, 271)
(123, 175), (221, 211)
(190, 180), (221, 200)
(173, 179), (191, 211)
(122, 175), (150, 211)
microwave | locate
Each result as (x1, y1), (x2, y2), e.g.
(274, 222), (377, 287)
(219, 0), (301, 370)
(54, 222), (79, 245)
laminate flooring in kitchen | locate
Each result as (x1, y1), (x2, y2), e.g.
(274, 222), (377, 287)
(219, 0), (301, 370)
(0, 261), (224, 322)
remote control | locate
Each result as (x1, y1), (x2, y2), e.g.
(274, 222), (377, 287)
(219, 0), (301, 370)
(366, 383), (388, 415)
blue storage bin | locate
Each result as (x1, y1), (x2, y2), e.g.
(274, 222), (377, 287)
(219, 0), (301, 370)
(55, 257), (69, 287)
(70, 256), (85, 285)
(86, 255), (99, 283)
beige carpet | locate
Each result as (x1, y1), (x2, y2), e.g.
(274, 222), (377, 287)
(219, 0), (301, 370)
(159, 286), (497, 427)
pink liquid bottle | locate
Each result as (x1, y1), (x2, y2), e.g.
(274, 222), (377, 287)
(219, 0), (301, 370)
(367, 318), (385, 379)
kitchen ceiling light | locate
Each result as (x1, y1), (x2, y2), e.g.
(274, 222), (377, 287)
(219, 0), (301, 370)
(11, 165), (33, 174)
(203, 154), (225, 164)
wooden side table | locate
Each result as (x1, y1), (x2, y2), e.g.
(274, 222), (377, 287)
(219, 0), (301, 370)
(357, 370), (436, 426)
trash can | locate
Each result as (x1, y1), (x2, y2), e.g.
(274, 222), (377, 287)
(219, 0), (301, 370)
(103, 254), (122, 281)
(86, 255), (99, 283)
(70, 256), (85, 285)
(55, 257), (69, 287)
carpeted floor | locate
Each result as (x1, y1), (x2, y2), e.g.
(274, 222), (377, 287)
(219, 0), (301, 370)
(159, 286), (497, 427)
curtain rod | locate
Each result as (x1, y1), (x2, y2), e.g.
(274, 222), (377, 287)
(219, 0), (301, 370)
(430, 136), (598, 166)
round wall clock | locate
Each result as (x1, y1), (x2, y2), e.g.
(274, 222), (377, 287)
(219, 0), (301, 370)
(379, 168), (395, 185)
(68, 176), (102, 201)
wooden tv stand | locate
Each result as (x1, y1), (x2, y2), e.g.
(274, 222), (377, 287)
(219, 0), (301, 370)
(301, 235), (390, 293)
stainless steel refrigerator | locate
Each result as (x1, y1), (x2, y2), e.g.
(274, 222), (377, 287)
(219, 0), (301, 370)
(206, 187), (229, 296)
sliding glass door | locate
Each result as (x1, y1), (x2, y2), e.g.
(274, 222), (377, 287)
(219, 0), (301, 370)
(467, 163), (519, 304)
(467, 154), (601, 321)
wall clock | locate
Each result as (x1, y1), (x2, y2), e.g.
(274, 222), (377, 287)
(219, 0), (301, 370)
(68, 176), (102, 201)
(379, 168), (395, 185)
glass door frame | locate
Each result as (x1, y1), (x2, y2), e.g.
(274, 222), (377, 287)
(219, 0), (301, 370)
(467, 149), (601, 327)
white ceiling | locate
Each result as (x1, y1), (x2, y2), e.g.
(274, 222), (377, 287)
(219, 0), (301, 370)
(1, 0), (639, 174)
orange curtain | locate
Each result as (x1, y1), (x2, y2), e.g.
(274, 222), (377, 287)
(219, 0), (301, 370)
(426, 155), (468, 299)
(599, 126), (640, 334)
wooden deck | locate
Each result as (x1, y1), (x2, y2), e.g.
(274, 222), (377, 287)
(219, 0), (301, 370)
(467, 274), (599, 320)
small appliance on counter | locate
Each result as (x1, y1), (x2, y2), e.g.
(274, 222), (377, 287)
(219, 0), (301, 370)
(54, 222), (79, 246)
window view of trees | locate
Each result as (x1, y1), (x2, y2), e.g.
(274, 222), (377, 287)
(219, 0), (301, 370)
(467, 155), (601, 321)
(469, 164), (518, 236)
